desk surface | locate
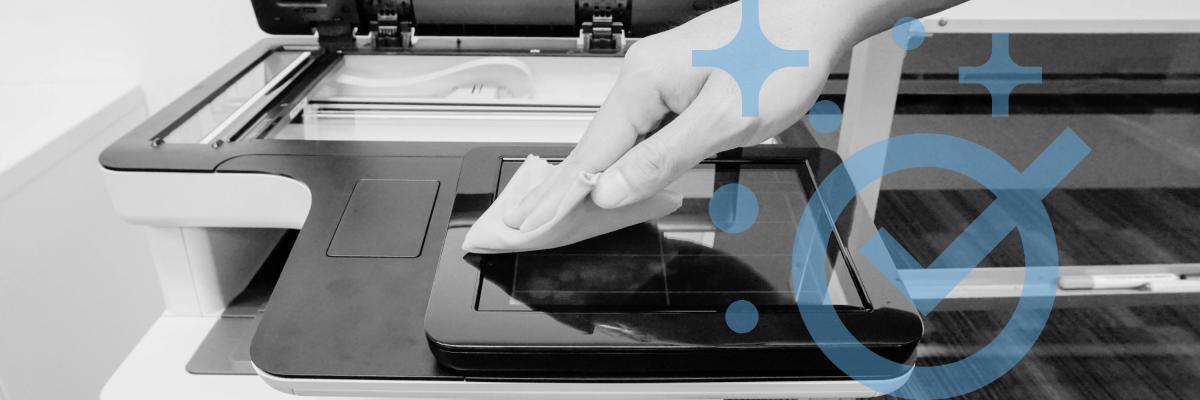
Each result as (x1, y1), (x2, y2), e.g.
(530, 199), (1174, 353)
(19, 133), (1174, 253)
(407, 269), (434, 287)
(107, 303), (1200, 399)
(903, 303), (1200, 398)
(102, 316), (389, 400)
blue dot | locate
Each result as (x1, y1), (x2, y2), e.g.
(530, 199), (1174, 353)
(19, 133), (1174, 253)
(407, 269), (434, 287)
(891, 17), (925, 51)
(725, 300), (759, 334)
(709, 183), (758, 233)
(807, 100), (842, 134)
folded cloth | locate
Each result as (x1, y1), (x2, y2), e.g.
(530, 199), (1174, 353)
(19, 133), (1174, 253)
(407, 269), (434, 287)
(462, 155), (683, 254)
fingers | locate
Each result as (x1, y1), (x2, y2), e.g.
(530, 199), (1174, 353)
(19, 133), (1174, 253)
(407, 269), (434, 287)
(502, 163), (560, 230)
(567, 82), (668, 173)
(501, 72), (670, 230)
(591, 76), (753, 209)
(511, 165), (575, 232)
(588, 133), (691, 209)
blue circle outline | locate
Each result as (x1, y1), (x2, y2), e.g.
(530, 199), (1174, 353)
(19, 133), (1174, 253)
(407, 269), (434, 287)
(791, 134), (1060, 398)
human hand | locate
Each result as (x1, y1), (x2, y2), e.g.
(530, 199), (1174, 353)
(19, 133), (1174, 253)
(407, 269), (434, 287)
(503, 0), (857, 231)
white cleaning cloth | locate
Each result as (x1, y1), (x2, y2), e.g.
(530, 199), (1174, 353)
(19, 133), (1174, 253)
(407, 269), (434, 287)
(462, 155), (683, 254)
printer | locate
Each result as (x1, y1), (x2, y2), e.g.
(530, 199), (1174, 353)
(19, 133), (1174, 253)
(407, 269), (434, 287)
(101, 1), (921, 398)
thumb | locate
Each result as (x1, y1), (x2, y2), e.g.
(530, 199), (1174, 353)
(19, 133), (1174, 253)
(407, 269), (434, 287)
(590, 135), (697, 209)
(500, 74), (669, 230)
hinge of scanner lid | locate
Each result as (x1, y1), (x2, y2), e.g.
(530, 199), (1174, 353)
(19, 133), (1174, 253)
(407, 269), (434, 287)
(579, 0), (627, 53)
(371, 0), (414, 49)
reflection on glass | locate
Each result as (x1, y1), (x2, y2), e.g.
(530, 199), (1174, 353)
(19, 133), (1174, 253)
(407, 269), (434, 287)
(266, 55), (624, 143)
(881, 34), (1200, 269)
(165, 51), (306, 143)
(475, 162), (864, 312)
(309, 56), (540, 102)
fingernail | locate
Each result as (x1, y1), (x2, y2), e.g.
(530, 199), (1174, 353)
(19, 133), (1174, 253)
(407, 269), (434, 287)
(592, 171), (633, 209)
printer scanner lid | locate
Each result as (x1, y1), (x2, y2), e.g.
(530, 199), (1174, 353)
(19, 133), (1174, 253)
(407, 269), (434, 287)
(250, 0), (723, 51)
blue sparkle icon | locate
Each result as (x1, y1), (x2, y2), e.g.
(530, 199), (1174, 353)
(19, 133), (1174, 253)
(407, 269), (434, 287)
(959, 33), (1043, 117)
(692, 0), (809, 117)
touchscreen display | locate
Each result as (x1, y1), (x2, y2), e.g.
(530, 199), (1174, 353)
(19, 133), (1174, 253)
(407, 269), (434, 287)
(473, 161), (866, 312)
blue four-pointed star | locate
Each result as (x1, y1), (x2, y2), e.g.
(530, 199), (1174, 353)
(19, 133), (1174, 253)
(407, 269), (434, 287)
(959, 33), (1043, 117)
(691, 0), (809, 117)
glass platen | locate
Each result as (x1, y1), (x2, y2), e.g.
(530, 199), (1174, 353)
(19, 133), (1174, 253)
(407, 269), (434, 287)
(475, 162), (865, 312)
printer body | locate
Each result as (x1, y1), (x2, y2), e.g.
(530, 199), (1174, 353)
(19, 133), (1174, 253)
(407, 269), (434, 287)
(101, 1), (921, 398)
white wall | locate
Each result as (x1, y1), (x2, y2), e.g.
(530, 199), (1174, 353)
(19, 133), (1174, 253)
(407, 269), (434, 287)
(0, 2), (266, 399)
(0, 93), (155, 400)
(1, 0), (267, 112)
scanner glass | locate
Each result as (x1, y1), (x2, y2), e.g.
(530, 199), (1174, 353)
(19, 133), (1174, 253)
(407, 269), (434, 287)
(165, 50), (310, 144)
(476, 161), (866, 312)
(266, 55), (621, 143)
(426, 147), (921, 374)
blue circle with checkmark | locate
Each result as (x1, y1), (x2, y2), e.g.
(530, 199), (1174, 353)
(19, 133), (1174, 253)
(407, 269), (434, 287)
(791, 130), (1089, 399)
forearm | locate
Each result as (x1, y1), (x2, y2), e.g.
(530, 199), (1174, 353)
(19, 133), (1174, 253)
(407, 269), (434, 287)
(668, 0), (969, 71)
(761, 0), (968, 50)
(837, 0), (966, 43)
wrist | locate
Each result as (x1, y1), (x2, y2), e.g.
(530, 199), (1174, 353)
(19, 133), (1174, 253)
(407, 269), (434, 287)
(759, 0), (862, 64)
(763, 0), (966, 52)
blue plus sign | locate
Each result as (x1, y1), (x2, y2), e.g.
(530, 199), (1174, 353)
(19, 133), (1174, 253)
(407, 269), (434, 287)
(959, 33), (1043, 117)
(692, 0), (809, 117)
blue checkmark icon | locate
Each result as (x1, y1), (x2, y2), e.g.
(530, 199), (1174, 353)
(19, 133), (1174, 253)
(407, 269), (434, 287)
(791, 129), (1090, 398)
(861, 131), (1089, 315)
